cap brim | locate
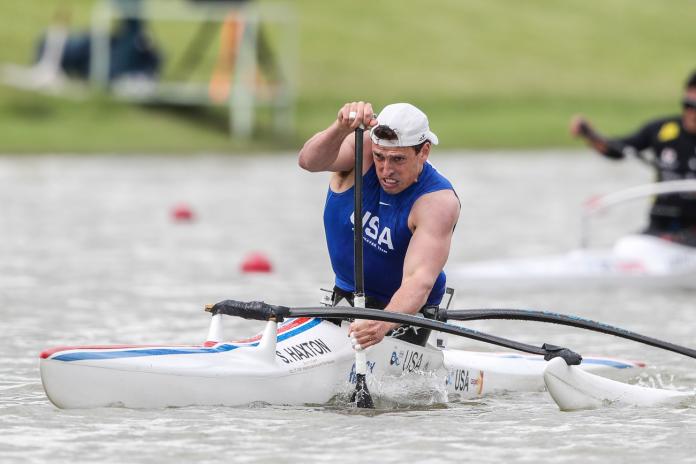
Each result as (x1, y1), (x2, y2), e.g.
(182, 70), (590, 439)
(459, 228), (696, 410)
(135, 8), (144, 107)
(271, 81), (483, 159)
(427, 131), (439, 145)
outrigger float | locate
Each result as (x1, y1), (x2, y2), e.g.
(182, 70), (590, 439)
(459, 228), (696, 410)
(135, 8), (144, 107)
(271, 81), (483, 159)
(40, 301), (695, 411)
(451, 180), (696, 290)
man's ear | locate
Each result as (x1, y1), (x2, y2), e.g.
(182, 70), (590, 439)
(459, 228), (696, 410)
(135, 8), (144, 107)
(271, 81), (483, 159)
(419, 142), (431, 161)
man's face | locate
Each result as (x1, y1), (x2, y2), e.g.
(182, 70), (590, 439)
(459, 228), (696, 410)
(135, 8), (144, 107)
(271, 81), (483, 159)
(682, 87), (696, 134)
(372, 143), (430, 194)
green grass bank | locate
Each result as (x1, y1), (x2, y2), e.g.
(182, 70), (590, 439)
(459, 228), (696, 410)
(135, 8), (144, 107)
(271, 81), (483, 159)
(1, 0), (694, 153)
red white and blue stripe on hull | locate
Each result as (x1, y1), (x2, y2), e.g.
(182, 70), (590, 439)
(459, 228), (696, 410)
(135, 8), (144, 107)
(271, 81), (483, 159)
(41, 317), (320, 362)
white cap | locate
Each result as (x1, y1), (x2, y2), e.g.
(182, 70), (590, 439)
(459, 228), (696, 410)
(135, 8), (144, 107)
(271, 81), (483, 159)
(370, 103), (439, 147)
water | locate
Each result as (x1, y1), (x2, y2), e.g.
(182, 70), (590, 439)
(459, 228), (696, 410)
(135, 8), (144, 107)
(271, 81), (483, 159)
(1, 152), (695, 463)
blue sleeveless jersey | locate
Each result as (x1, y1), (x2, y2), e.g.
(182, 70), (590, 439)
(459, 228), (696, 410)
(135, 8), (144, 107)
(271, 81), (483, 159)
(323, 161), (455, 306)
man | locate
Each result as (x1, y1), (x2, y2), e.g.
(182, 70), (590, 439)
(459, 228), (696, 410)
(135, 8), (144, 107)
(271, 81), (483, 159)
(570, 71), (696, 246)
(298, 102), (460, 349)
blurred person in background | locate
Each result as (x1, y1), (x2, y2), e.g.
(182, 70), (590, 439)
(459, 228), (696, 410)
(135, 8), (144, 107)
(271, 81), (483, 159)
(570, 70), (696, 247)
(34, 0), (161, 84)
(298, 102), (460, 349)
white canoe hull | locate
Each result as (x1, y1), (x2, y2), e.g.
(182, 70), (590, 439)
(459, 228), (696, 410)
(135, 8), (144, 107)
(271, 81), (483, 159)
(450, 234), (696, 290)
(544, 357), (693, 411)
(40, 317), (643, 409)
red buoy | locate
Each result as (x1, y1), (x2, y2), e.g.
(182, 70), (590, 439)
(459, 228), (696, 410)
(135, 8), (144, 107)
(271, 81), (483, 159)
(241, 252), (273, 273)
(171, 203), (194, 222)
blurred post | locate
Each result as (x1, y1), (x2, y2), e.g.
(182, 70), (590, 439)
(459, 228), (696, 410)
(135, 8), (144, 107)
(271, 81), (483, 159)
(89, 0), (113, 89)
(229, 9), (257, 137)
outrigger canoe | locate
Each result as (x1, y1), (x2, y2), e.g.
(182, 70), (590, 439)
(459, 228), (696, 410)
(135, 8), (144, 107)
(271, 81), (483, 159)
(39, 304), (654, 410)
(451, 180), (696, 290)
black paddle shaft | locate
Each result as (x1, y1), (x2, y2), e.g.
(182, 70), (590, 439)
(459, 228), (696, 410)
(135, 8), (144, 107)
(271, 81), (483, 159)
(350, 124), (371, 408)
(353, 126), (365, 298)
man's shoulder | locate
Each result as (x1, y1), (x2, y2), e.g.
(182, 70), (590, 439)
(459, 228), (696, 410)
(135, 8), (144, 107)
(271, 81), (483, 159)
(421, 161), (454, 188)
(641, 116), (681, 132)
(408, 191), (459, 236)
(412, 189), (460, 218)
(636, 116), (685, 144)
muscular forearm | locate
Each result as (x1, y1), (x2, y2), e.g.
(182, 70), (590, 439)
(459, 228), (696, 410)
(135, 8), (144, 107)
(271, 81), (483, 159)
(347, 277), (432, 349)
(366, 277), (432, 336)
(298, 121), (352, 172)
(385, 276), (433, 316)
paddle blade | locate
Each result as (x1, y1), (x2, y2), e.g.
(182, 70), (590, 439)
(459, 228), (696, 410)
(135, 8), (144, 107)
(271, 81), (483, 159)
(351, 373), (374, 409)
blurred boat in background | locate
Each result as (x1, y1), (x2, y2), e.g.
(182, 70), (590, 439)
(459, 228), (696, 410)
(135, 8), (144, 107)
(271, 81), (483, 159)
(451, 180), (696, 290)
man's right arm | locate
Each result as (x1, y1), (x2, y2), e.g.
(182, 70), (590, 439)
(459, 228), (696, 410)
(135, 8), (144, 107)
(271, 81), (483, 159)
(298, 101), (377, 173)
(298, 120), (356, 172)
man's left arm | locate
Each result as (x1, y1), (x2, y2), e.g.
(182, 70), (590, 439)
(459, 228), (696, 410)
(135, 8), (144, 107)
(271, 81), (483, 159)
(349, 190), (460, 348)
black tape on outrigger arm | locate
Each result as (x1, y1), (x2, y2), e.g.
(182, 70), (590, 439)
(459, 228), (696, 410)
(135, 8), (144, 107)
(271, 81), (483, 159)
(542, 343), (582, 365)
(207, 300), (291, 322)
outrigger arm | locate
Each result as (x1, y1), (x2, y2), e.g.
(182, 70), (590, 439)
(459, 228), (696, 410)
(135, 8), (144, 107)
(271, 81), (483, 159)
(205, 300), (584, 366)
